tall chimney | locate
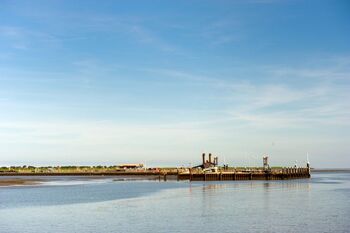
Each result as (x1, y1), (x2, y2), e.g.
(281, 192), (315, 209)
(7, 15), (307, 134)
(215, 157), (218, 166)
(202, 153), (205, 165)
(209, 153), (212, 163)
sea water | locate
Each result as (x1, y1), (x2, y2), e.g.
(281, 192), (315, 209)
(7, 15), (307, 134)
(0, 172), (349, 233)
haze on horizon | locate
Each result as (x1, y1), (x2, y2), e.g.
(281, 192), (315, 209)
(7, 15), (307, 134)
(0, 0), (349, 168)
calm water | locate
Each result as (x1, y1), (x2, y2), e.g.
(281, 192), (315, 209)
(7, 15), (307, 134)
(0, 172), (349, 233)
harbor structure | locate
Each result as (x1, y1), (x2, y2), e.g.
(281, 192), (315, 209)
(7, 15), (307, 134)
(0, 153), (311, 181)
(192, 153), (218, 169)
(263, 156), (270, 170)
(178, 153), (311, 181)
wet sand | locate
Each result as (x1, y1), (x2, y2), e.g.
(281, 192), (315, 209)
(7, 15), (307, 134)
(0, 178), (41, 187)
(0, 176), (162, 187)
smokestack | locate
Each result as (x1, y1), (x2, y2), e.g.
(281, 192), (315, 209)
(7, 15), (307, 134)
(215, 157), (218, 166)
(209, 153), (212, 163)
(202, 153), (205, 165)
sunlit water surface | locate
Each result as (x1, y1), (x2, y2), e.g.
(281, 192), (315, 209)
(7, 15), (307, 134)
(0, 172), (349, 233)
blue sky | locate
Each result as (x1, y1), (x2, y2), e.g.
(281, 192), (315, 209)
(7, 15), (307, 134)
(0, 0), (349, 167)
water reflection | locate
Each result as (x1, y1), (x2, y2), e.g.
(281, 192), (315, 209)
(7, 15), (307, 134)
(197, 180), (312, 193)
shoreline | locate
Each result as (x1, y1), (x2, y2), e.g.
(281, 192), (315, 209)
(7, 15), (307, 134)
(2, 168), (348, 185)
(2, 169), (348, 187)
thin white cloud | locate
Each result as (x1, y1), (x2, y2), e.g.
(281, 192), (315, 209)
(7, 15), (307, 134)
(0, 25), (60, 50)
(145, 55), (350, 129)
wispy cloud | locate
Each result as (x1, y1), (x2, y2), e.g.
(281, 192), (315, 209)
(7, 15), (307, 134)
(145, 56), (350, 129)
(0, 25), (60, 50)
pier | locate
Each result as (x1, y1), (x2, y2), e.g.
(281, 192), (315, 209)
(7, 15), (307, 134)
(178, 167), (311, 181)
(178, 153), (311, 181)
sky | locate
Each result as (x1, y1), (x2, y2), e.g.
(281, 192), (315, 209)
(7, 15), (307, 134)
(0, 0), (349, 168)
